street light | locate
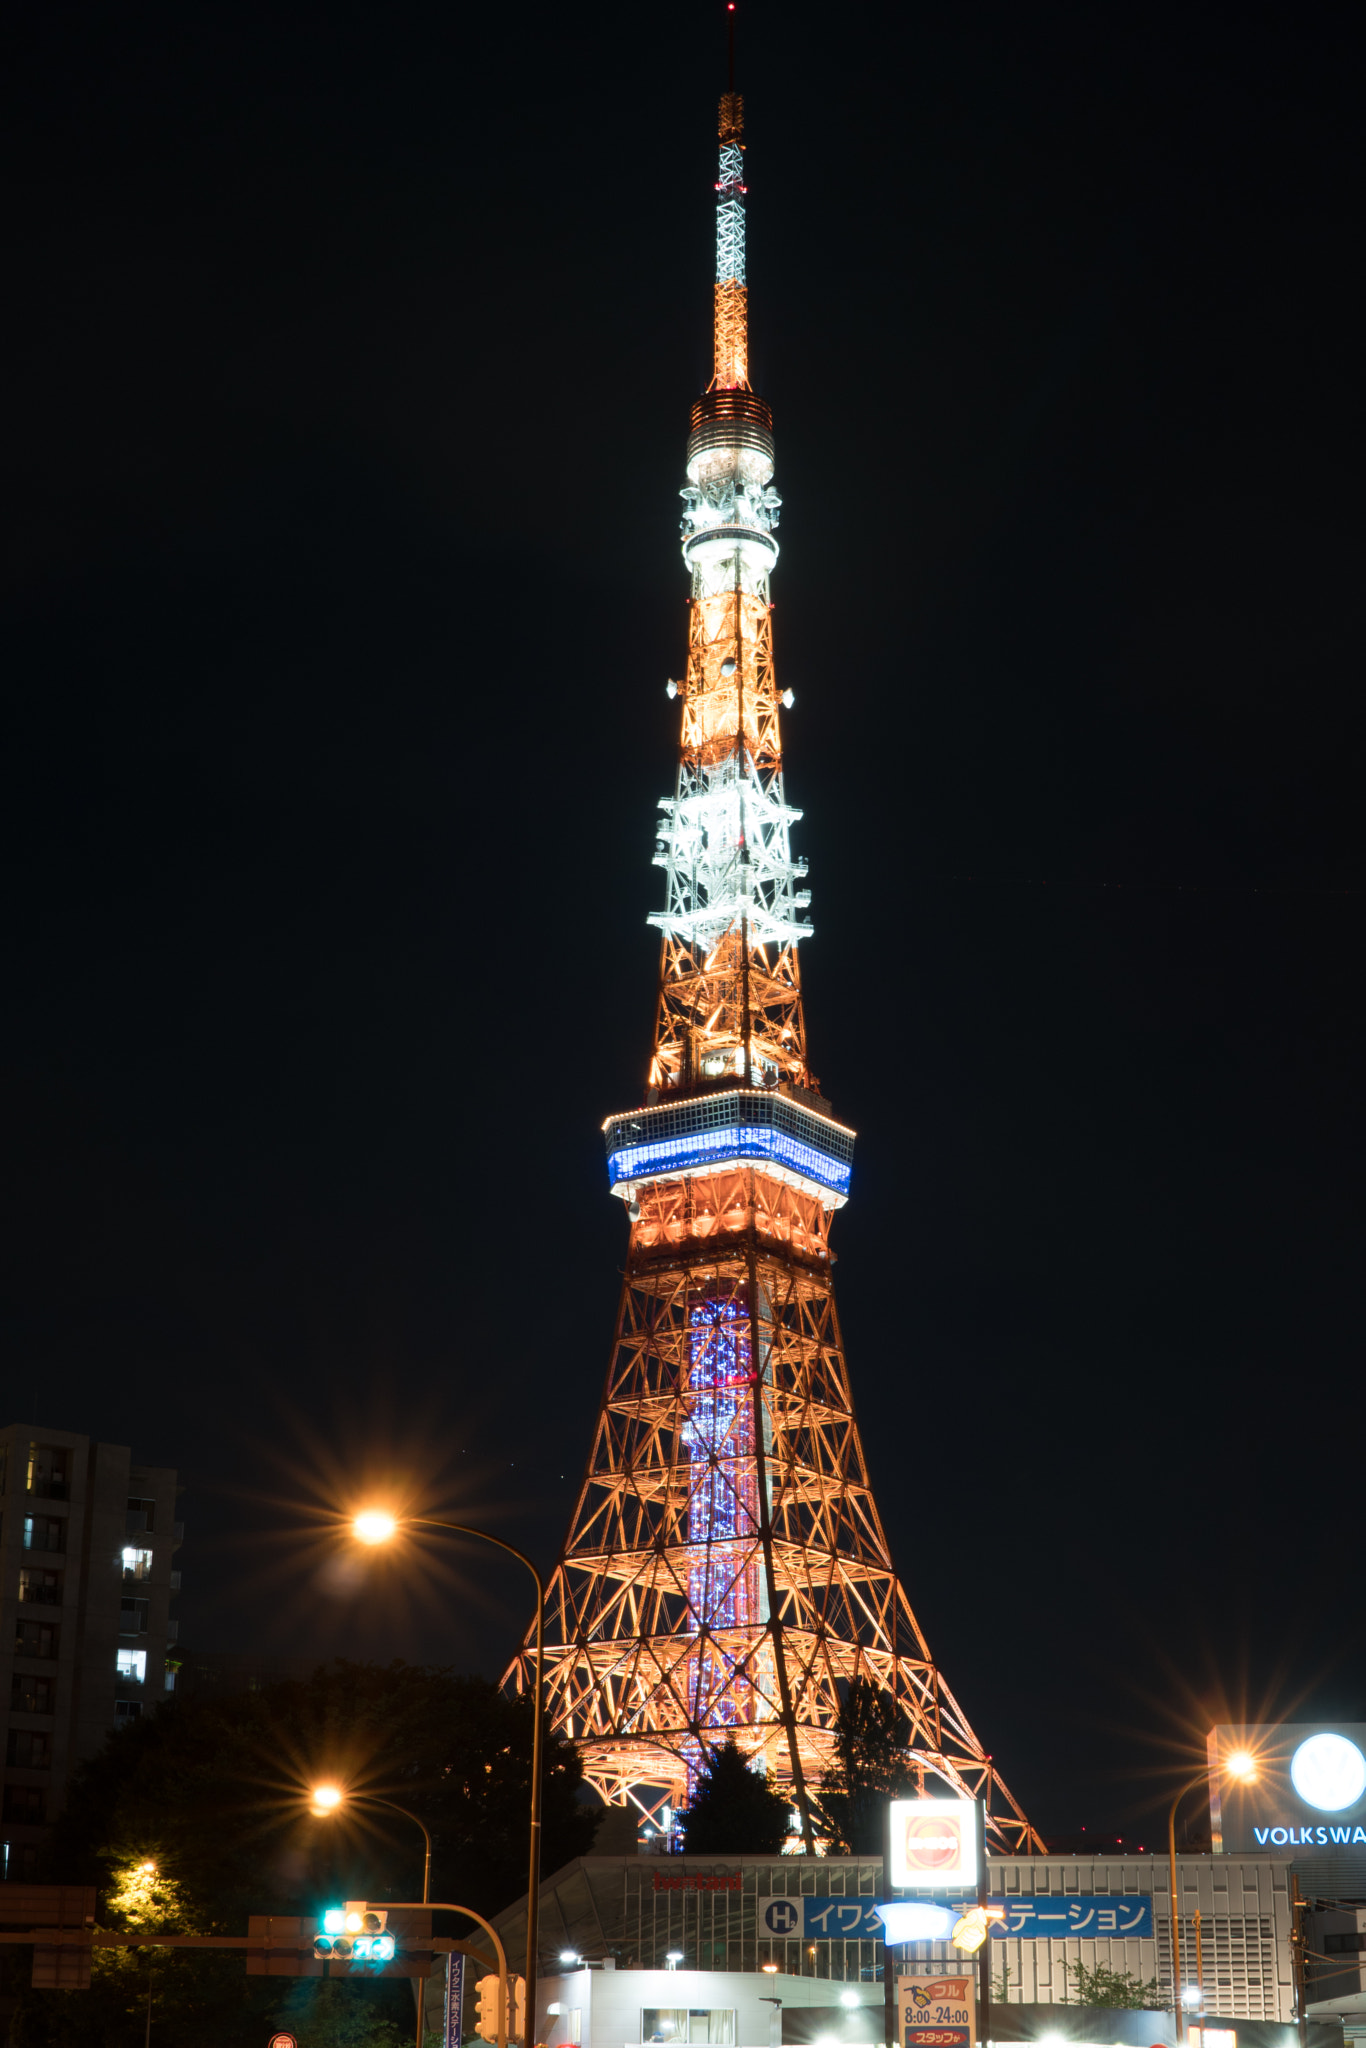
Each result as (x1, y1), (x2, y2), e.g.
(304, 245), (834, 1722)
(350, 1511), (546, 2048)
(308, 1781), (433, 2048)
(1168, 1754), (1258, 2044)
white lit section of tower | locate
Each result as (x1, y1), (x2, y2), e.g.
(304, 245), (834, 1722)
(653, 89), (807, 1103)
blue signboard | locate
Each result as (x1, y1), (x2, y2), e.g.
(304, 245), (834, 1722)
(758, 1895), (1154, 1943)
(991, 1897), (1154, 1940)
(443, 1952), (465, 2048)
(761, 1897), (886, 1940)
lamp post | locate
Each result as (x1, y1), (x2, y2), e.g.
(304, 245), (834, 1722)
(352, 1512), (546, 2048)
(310, 1784), (432, 2048)
(1167, 1752), (1257, 2043)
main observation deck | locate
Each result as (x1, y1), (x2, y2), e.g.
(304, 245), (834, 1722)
(603, 1088), (855, 1207)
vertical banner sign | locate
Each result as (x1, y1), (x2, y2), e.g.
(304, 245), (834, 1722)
(444, 1951), (465, 2048)
(899, 1974), (976, 2048)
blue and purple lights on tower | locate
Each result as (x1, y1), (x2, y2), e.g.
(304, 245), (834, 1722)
(683, 1294), (760, 1733)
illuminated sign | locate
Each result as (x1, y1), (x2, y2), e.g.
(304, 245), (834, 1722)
(762, 1897), (888, 1940)
(760, 1894), (1154, 1943)
(1210, 1724), (1366, 1853)
(899, 1973), (975, 2048)
(888, 1800), (979, 1892)
(990, 1897), (1154, 1939)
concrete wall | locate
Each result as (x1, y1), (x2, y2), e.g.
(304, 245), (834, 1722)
(537, 1966), (885, 2048)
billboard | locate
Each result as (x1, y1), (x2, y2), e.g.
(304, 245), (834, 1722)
(898, 1973), (975, 2048)
(888, 1800), (979, 1892)
(1209, 1724), (1366, 1853)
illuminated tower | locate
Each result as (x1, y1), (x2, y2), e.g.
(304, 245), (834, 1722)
(505, 85), (1039, 1856)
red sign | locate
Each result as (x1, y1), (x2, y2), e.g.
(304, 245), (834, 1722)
(268, 2034), (298, 2048)
(651, 1872), (742, 1892)
(902, 1811), (964, 1872)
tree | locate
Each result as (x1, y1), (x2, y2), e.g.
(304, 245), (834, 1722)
(680, 1740), (791, 1854)
(815, 1679), (917, 1854)
(12, 1661), (598, 2048)
(1065, 1962), (1162, 2008)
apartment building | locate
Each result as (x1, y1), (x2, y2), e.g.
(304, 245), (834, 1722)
(1, 1423), (181, 1881)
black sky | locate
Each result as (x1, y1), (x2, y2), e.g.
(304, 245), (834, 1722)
(2, 0), (1362, 1843)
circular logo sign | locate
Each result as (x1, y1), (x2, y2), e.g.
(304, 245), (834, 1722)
(268, 2034), (298, 2048)
(1290, 1733), (1366, 1812)
(903, 1811), (962, 1872)
(763, 1899), (800, 1935)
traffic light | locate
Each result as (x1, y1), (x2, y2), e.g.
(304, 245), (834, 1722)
(511, 1974), (527, 2039)
(475, 1973), (504, 2043)
(314, 1904), (396, 1962)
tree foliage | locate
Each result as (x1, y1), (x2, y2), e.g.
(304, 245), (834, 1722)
(1066, 1961), (1162, 2008)
(10, 1660), (598, 2048)
(680, 1740), (791, 1855)
(815, 1679), (917, 1854)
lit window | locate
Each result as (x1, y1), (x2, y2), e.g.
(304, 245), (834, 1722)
(116, 1649), (147, 1684)
(643, 2016), (735, 2046)
(122, 1547), (153, 1580)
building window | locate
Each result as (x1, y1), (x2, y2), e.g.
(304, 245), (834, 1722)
(2, 1786), (47, 1825)
(1, 1842), (40, 1883)
(643, 2015), (736, 2045)
(120, 1598), (150, 1636)
(22, 1516), (65, 1553)
(114, 1701), (142, 1724)
(14, 1620), (59, 1659)
(10, 1673), (54, 1714)
(116, 1649), (147, 1685)
(126, 1498), (156, 1534)
(1324, 1933), (1366, 1955)
(6, 1730), (51, 1768)
(18, 1569), (62, 1606)
(122, 1547), (153, 1581)
(26, 1446), (69, 1500)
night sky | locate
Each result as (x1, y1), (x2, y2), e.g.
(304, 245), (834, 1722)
(3, 0), (1362, 1845)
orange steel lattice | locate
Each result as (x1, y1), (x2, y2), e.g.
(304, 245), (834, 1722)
(503, 90), (1041, 1859)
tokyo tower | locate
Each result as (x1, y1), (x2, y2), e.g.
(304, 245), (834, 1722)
(505, 76), (1039, 1858)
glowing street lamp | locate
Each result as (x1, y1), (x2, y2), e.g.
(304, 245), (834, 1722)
(1168, 1754), (1258, 2042)
(347, 1510), (546, 2048)
(309, 1783), (344, 1816)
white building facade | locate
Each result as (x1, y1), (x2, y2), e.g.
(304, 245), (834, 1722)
(495, 1852), (1298, 2042)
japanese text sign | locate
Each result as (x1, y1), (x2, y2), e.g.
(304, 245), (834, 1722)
(899, 1973), (975, 2048)
(990, 1897), (1154, 1940)
(761, 1897), (887, 1940)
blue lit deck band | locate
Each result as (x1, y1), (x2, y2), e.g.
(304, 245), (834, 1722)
(604, 1090), (855, 1205)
